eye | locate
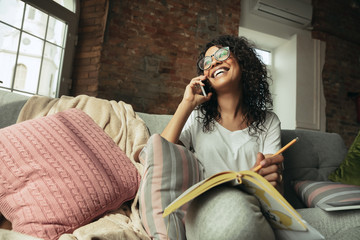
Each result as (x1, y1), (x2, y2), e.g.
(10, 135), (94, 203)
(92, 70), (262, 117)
(203, 57), (212, 69)
(217, 49), (229, 60)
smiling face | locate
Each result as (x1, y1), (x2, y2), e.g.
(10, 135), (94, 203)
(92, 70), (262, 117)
(203, 46), (242, 94)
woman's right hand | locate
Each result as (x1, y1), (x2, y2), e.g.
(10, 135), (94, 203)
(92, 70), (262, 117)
(161, 75), (212, 143)
(182, 75), (212, 108)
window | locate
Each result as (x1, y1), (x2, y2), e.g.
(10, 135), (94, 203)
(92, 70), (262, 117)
(255, 48), (272, 66)
(0, 0), (79, 97)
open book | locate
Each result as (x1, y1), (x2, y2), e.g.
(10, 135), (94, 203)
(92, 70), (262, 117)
(163, 170), (324, 239)
(163, 170), (306, 231)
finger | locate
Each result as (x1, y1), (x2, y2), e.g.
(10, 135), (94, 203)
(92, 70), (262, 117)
(265, 172), (283, 187)
(202, 92), (213, 100)
(263, 172), (280, 183)
(259, 154), (284, 168)
(189, 80), (200, 88)
(190, 76), (213, 98)
(188, 80), (202, 92)
(190, 75), (207, 84)
(269, 181), (277, 187)
(189, 79), (206, 92)
(195, 92), (213, 105)
(258, 164), (277, 176)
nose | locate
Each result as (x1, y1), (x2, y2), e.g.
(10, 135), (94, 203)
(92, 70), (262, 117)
(208, 56), (221, 70)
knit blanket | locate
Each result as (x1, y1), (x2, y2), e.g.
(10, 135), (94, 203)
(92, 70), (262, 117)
(14, 94), (151, 240)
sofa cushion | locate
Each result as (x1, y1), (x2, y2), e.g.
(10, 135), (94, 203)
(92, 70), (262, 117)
(294, 180), (360, 208)
(0, 108), (140, 240)
(297, 207), (360, 239)
(136, 112), (172, 135)
(0, 90), (30, 128)
(138, 134), (204, 240)
(328, 130), (360, 186)
(281, 129), (348, 208)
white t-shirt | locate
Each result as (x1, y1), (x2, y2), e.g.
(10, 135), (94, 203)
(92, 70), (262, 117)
(179, 110), (281, 178)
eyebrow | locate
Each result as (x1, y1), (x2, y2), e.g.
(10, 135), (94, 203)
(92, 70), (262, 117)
(205, 47), (221, 57)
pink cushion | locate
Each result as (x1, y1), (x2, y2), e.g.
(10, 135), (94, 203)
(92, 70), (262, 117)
(0, 108), (140, 240)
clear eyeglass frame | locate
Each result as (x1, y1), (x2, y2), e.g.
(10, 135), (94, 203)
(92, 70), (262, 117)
(198, 46), (230, 71)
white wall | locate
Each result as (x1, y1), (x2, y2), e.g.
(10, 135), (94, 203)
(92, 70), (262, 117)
(295, 31), (326, 131)
(239, 0), (326, 131)
(272, 35), (297, 129)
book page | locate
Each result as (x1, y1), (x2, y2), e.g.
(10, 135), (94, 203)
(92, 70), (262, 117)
(239, 170), (306, 231)
(274, 220), (325, 240)
(163, 171), (239, 217)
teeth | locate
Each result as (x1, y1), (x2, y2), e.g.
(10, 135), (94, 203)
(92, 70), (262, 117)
(214, 69), (227, 77)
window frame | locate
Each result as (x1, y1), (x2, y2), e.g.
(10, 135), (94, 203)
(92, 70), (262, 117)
(18, 0), (79, 97)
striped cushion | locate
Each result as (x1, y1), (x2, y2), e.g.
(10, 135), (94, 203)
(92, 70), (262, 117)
(294, 180), (360, 208)
(138, 134), (204, 240)
(0, 109), (140, 240)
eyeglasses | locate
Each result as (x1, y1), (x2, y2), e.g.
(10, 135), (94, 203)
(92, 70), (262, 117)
(198, 47), (231, 71)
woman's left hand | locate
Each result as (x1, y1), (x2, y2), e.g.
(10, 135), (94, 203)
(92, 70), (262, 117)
(251, 152), (284, 194)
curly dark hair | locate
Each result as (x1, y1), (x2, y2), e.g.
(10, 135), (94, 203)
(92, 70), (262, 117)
(196, 35), (273, 135)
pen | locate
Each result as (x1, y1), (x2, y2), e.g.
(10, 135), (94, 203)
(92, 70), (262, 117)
(252, 137), (299, 172)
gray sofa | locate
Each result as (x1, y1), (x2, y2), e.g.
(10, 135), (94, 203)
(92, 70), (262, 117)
(1, 90), (360, 240)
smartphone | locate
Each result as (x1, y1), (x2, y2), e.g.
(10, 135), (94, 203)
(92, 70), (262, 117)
(200, 79), (211, 96)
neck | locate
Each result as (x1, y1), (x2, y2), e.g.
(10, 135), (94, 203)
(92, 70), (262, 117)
(217, 91), (243, 118)
(216, 92), (248, 131)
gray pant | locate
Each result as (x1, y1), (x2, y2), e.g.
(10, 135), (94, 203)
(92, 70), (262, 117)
(185, 185), (275, 240)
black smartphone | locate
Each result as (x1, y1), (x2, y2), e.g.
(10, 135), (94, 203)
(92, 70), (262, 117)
(200, 79), (211, 96)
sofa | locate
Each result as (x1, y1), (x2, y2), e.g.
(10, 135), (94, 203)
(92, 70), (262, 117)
(0, 89), (360, 240)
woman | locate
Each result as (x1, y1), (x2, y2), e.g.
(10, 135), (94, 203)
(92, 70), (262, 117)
(139, 35), (283, 240)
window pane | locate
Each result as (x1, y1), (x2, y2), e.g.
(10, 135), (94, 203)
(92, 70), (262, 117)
(46, 16), (66, 46)
(0, 23), (20, 88)
(16, 33), (43, 93)
(23, 4), (47, 39)
(14, 64), (27, 90)
(0, 0), (25, 28)
(255, 48), (272, 65)
(39, 42), (63, 97)
(52, 0), (76, 13)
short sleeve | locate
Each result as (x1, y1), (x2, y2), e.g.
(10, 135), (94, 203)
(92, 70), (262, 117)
(179, 110), (197, 150)
(262, 112), (281, 155)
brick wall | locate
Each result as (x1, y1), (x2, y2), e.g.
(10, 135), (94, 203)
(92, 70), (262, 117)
(72, 0), (360, 146)
(71, 0), (109, 96)
(96, 0), (240, 114)
(312, 0), (360, 147)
